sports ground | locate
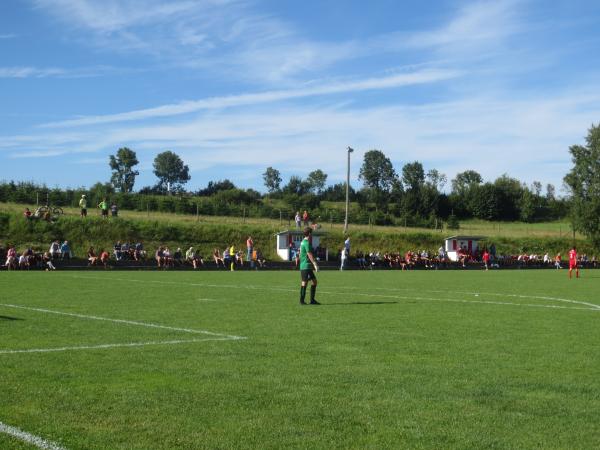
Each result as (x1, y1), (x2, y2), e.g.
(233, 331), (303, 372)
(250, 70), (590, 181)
(1, 270), (599, 449)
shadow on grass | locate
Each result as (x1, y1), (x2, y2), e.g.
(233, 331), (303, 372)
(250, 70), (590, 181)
(324, 301), (399, 306)
(0, 315), (23, 321)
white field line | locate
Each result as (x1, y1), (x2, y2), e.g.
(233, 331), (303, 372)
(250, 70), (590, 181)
(0, 421), (67, 450)
(61, 274), (600, 312)
(0, 303), (246, 341)
(196, 298), (219, 302)
(0, 337), (233, 354)
(325, 285), (600, 310)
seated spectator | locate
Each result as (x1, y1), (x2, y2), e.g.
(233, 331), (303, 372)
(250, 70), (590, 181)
(43, 252), (56, 270)
(88, 247), (98, 266)
(163, 247), (174, 268)
(24, 208), (32, 220)
(173, 248), (183, 266)
(100, 249), (110, 268)
(60, 240), (71, 259)
(213, 248), (224, 268)
(113, 241), (123, 261)
(134, 242), (144, 261)
(235, 250), (244, 267)
(255, 249), (266, 268)
(19, 252), (29, 270)
(49, 240), (60, 259)
(5, 246), (17, 270)
(186, 247), (200, 269)
(223, 247), (231, 268)
(155, 247), (165, 268)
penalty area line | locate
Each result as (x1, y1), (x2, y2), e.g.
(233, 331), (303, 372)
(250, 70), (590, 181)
(0, 421), (67, 450)
(0, 303), (246, 341)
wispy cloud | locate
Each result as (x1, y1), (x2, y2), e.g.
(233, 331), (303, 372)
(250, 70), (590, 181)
(0, 34), (17, 39)
(0, 65), (129, 79)
(41, 69), (462, 127)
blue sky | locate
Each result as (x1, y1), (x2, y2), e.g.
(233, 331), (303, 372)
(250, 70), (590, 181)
(1, 0), (600, 193)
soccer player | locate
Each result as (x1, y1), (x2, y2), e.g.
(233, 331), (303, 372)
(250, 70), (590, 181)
(569, 246), (579, 279)
(299, 227), (320, 305)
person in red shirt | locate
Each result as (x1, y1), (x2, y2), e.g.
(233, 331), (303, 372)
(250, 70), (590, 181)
(100, 249), (110, 268)
(482, 249), (490, 271)
(569, 246), (579, 279)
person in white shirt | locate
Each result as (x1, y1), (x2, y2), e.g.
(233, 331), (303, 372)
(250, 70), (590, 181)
(340, 248), (347, 270)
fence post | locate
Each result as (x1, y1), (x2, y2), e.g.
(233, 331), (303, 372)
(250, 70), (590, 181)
(196, 202), (199, 222)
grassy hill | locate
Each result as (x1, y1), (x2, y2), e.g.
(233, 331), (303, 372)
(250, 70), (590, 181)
(0, 202), (590, 259)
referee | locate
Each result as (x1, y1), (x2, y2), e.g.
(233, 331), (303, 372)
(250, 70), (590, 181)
(299, 227), (320, 305)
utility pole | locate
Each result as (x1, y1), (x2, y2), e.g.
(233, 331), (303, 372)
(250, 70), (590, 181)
(344, 147), (354, 234)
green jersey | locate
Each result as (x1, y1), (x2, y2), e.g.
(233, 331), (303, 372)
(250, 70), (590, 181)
(299, 238), (313, 270)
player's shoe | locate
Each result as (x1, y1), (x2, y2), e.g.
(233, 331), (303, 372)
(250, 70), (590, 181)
(300, 300), (306, 305)
(309, 300), (320, 305)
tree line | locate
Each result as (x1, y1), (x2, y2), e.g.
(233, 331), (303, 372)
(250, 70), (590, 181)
(10, 122), (600, 235)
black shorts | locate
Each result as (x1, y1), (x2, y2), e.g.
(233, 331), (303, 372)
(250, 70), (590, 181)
(301, 269), (317, 282)
(101, 209), (108, 216)
(81, 208), (87, 216)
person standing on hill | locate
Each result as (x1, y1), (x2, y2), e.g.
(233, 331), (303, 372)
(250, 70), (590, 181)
(569, 246), (580, 279)
(79, 195), (88, 217)
(98, 198), (109, 219)
(299, 227), (320, 305)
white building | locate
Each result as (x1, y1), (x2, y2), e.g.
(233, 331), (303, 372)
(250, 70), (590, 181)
(275, 230), (328, 261)
(444, 235), (485, 262)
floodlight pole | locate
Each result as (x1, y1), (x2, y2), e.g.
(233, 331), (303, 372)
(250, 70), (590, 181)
(344, 147), (354, 234)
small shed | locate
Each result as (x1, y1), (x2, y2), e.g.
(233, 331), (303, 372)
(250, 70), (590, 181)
(275, 229), (328, 261)
(444, 235), (485, 262)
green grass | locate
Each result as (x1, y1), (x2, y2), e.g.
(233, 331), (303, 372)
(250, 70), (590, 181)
(0, 201), (580, 238)
(1, 270), (600, 449)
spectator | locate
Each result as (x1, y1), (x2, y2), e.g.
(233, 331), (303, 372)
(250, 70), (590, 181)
(19, 252), (29, 270)
(223, 247), (231, 268)
(340, 248), (347, 271)
(295, 211), (301, 228)
(246, 236), (254, 269)
(229, 245), (236, 271)
(60, 240), (72, 259)
(344, 236), (351, 256)
(5, 246), (17, 270)
(43, 252), (56, 270)
(163, 247), (173, 268)
(110, 202), (118, 217)
(24, 208), (32, 220)
(100, 249), (110, 268)
(555, 253), (562, 269)
(255, 249), (266, 268)
(213, 248), (224, 268)
(88, 247), (98, 266)
(302, 210), (310, 226)
(155, 247), (164, 268)
(98, 198), (109, 219)
(114, 241), (123, 261)
(173, 248), (183, 266)
(79, 194), (88, 217)
(134, 242), (144, 261)
(186, 247), (200, 269)
(49, 240), (60, 259)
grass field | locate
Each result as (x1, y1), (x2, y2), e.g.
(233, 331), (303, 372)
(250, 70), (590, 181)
(0, 201), (580, 239)
(1, 270), (599, 449)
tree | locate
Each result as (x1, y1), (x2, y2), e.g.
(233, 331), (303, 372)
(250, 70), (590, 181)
(282, 175), (309, 196)
(426, 169), (447, 192)
(109, 147), (139, 193)
(359, 150), (396, 193)
(152, 151), (191, 193)
(306, 170), (328, 194)
(262, 167), (282, 193)
(564, 124), (600, 247)
(401, 161), (425, 191)
(197, 179), (236, 196)
(451, 170), (483, 194)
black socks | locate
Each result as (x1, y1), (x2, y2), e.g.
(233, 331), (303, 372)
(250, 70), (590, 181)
(310, 285), (316, 301)
(300, 286), (307, 302)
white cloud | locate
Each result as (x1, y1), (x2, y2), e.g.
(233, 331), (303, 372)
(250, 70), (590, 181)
(0, 34), (17, 39)
(41, 69), (462, 127)
(0, 66), (66, 78)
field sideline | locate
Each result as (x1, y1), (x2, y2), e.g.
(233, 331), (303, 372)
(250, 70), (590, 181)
(1, 270), (599, 449)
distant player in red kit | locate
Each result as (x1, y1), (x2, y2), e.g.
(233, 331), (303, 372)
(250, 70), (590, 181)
(569, 246), (579, 279)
